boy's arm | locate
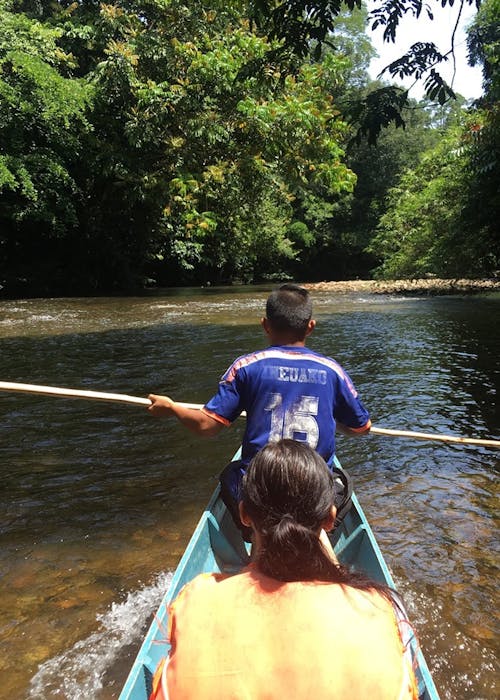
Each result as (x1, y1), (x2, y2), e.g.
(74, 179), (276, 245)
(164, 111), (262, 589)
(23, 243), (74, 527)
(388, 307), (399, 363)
(336, 420), (371, 436)
(334, 369), (371, 437)
(147, 394), (225, 437)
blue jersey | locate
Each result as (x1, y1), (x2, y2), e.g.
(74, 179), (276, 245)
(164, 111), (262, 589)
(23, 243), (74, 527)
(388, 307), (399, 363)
(203, 345), (370, 466)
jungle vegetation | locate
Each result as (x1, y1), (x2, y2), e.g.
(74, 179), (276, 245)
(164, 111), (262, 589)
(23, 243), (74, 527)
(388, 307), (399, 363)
(0, 0), (498, 295)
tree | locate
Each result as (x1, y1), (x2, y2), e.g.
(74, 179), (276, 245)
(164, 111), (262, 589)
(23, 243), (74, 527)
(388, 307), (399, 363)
(344, 0), (498, 281)
(130, 29), (355, 283)
(2, 0), (492, 294)
(284, 4), (452, 281)
(368, 117), (499, 278)
(464, 0), (500, 263)
(0, 0), (93, 294)
(250, 0), (480, 142)
(1, 0), (357, 292)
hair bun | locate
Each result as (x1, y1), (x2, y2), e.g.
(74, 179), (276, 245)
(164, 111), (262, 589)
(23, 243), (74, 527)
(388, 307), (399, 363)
(273, 512), (309, 538)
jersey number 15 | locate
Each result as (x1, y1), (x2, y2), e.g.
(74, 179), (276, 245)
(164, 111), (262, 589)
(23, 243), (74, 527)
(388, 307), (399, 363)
(265, 393), (320, 449)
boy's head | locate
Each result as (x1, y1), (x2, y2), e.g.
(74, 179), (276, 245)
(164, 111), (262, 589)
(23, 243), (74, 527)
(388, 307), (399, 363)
(264, 283), (314, 343)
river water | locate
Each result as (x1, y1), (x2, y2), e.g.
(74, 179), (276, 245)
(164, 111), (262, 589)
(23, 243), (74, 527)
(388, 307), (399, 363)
(0, 287), (498, 699)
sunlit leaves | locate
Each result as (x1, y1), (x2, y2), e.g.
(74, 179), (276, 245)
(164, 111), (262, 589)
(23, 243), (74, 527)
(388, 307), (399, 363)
(251, 0), (480, 140)
(368, 120), (499, 278)
(467, 0), (500, 97)
(6, 0), (486, 291)
(462, 0), (500, 263)
(106, 18), (355, 281)
(0, 4), (92, 245)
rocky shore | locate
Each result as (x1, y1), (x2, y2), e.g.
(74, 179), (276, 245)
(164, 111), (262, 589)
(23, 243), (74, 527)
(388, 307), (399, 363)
(303, 278), (500, 295)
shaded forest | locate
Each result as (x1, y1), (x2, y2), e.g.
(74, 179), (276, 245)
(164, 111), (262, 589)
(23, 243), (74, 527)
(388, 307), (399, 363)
(0, 0), (498, 296)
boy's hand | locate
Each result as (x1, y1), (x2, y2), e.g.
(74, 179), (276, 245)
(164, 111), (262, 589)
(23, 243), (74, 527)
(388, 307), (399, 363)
(147, 394), (176, 417)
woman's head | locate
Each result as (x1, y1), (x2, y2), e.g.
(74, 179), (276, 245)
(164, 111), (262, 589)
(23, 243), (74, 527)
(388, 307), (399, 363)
(240, 440), (338, 581)
(239, 439), (395, 600)
(241, 439), (335, 533)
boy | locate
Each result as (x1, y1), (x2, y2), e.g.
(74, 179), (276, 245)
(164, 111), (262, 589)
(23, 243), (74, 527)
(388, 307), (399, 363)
(148, 283), (371, 534)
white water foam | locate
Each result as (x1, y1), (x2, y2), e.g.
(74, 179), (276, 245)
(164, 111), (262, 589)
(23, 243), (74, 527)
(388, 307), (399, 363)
(28, 571), (172, 699)
(394, 575), (497, 699)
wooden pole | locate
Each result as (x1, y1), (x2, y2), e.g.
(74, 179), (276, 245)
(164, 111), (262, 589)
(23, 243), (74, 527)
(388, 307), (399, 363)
(1, 381), (499, 448)
(369, 425), (500, 448)
(0, 381), (152, 407)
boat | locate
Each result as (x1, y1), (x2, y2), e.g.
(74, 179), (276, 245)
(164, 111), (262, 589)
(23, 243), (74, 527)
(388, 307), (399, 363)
(119, 455), (440, 700)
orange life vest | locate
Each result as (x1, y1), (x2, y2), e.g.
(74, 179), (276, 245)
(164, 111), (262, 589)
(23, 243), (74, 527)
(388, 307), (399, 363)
(150, 567), (418, 700)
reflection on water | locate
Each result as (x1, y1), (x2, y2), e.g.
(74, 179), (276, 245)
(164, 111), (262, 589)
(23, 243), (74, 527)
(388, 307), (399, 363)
(0, 288), (499, 699)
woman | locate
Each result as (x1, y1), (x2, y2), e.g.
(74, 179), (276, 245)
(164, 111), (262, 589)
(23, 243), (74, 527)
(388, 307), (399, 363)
(151, 440), (418, 700)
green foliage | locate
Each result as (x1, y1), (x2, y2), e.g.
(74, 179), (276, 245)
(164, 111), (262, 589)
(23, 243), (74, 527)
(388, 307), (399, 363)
(83, 11), (356, 285)
(462, 0), (500, 269)
(468, 0), (500, 98)
(309, 95), (441, 278)
(250, 0), (362, 59)
(349, 85), (409, 145)
(0, 0), (359, 291)
(0, 2), (93, 292)
(0, 0), (496, 294)
(353, 0), (499, 281)
(369, 121), (499, 278)
(249, 0), (477, 141)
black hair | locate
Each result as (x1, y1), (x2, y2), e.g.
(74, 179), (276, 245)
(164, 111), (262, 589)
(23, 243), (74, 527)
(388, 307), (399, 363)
(241, 440), (394, 600)
(265, 284), (312, 339)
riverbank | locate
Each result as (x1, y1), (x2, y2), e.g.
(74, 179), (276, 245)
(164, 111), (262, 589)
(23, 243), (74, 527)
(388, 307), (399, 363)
(303, 278), (500, 295)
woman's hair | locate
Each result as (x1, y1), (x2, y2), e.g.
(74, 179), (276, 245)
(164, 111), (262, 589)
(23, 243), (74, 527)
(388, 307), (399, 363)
(241, 440), (393, 599)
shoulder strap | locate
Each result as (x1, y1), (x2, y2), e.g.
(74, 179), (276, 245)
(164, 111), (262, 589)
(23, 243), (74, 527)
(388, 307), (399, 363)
(330, 465), (353, 525)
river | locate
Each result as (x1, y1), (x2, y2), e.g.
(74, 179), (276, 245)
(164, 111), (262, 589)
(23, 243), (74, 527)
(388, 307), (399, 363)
(0, 287), (498, 699)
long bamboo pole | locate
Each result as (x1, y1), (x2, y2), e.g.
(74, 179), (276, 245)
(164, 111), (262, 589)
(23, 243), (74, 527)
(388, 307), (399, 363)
(0, 381), (152, 406)
(1, 381), (499, 448)
(368, 425), (500, 447)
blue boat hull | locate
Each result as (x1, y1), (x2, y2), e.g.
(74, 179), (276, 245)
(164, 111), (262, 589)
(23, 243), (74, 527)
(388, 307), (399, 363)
(119, 457), (440, 700)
